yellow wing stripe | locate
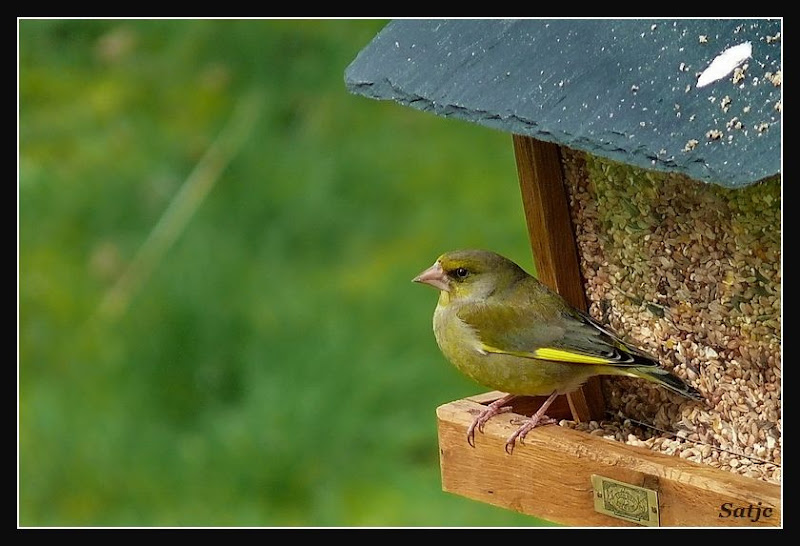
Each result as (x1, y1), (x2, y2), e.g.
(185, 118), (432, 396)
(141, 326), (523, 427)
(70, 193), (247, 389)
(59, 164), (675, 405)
(480, 344), (612, 365)
(532, 347), (611, 364)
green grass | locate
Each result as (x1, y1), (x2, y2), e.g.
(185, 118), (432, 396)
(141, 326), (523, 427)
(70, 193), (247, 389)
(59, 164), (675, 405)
(19, 19), (546, 526)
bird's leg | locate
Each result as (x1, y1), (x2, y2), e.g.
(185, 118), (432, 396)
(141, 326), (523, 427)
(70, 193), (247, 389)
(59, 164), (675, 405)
(466, 393), (517, 447)
(504, 391), (559, 454)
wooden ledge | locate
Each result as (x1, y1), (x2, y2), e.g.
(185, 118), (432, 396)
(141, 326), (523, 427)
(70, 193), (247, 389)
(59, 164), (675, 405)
(437, 394), (781, 527)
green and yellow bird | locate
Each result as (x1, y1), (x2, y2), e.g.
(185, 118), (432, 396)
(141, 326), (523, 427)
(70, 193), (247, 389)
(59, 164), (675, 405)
(413, 249), (702, 453)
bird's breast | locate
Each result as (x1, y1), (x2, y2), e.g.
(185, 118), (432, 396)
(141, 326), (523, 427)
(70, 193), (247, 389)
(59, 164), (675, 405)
(432, 303), (491, 382)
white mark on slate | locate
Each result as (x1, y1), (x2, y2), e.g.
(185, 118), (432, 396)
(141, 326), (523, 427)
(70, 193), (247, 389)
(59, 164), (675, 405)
(697, 42), (752, 88)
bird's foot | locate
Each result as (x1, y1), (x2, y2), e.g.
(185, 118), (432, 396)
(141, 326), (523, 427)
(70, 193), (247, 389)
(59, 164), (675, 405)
(503, 390), (560, 454)
(466, 394), (517, 447)
(504, 415), (557, 454)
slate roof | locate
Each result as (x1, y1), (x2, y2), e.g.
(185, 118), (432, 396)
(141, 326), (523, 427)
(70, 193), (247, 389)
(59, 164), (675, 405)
(345, 19), (782, 188)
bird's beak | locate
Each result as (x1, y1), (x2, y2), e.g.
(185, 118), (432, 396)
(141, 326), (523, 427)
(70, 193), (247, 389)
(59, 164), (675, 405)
(412, 261), (451, 292)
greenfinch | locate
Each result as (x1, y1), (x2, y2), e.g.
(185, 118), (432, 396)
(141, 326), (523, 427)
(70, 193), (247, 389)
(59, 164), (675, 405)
(413, 249), (702, 453)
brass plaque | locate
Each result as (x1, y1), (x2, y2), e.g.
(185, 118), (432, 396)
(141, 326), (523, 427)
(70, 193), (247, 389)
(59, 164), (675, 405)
(591, 475), (660, 526)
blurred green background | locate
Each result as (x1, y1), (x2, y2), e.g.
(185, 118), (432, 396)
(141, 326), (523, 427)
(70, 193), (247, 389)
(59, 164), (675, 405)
(19, 19), (543, 526)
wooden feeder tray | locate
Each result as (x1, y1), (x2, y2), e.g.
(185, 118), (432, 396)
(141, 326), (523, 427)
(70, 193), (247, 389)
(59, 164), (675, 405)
(437, 391), (780, 527)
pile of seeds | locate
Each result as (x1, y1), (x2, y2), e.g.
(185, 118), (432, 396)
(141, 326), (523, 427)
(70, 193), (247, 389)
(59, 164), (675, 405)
(559, 148), (781, 484)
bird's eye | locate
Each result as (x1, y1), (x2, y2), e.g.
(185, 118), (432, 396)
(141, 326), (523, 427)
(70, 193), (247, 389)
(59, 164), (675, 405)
(454, 267), (469, 279)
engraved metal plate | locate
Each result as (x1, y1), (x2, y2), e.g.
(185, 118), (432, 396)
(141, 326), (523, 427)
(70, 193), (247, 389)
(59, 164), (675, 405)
(591, 475), (660, 526)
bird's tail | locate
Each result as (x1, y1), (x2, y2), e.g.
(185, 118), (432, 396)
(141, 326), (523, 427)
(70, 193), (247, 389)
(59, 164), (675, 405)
(627, 366), (703, 401)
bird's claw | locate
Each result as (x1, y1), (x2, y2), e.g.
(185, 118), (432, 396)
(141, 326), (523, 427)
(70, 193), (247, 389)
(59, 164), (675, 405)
(503, 415), (557, 454)
(466, 401), (514, 448)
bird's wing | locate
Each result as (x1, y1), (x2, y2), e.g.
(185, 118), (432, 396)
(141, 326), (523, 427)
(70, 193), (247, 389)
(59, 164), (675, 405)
(457, 301), (657, 368)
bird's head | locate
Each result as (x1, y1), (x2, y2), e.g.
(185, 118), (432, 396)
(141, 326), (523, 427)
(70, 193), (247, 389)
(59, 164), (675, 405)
(412, 249), (527, 302)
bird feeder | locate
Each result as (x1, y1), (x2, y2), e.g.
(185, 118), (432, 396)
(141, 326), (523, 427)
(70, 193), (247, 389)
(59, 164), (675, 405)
(345, 19), (781, 527)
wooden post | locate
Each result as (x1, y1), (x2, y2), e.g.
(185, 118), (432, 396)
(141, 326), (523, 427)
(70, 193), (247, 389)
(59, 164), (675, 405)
(512, 135), (605, 422)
